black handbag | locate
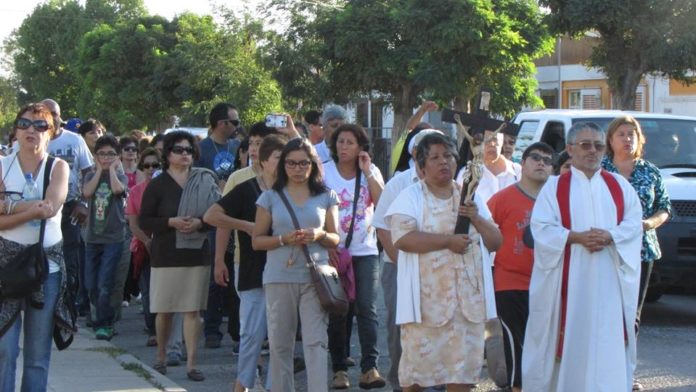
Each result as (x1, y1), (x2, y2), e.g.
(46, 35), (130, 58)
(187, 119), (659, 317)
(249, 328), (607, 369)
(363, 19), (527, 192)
(0, 157), (54, 299)
(277, 190), (349, 316)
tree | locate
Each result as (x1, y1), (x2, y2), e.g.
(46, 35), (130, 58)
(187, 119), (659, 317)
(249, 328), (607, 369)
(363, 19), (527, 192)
(281, 0), (552, 135)
(0, 77), (19, 140)
(4, 0), (146, 115)
(541, 0), (696, 109)
(169, 13), (283, 127)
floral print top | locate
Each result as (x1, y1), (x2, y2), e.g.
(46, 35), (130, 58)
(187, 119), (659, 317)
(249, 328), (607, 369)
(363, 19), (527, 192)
(602, 157), (672, 262)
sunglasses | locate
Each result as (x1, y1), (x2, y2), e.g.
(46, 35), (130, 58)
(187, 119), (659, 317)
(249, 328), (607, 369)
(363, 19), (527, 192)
(527, 152), (553, 166)
(171, 146), (194, 155)
(221, 119), (240, 127)
(123, 146), (138, 152)
(15, 118), (51, 132)
(141, 162), (161, 170)
(0, 191), (24, 201)
(96, 151), (118, 158)
(285, 159), (312, 169)
(572, 141), (606, 152)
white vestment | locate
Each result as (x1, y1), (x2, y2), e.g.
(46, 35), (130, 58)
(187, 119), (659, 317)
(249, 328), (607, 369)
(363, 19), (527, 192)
(522, 167), (643, 392)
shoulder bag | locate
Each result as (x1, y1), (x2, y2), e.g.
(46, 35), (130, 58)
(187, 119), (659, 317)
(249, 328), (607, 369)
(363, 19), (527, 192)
(0, 156), (55, 299)
(277, 190), (349, 316)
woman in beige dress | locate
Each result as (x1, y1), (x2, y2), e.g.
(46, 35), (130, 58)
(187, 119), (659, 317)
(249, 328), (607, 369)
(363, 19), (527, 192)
(385, 133), (502, 392)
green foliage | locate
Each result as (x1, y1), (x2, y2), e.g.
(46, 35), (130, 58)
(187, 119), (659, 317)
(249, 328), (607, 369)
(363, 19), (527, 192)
(0, 77), (19, 141)
(541, 0), (696, 109)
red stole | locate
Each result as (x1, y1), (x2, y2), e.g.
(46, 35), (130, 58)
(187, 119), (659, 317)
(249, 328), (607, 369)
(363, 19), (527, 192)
(555, 170), (624, 359)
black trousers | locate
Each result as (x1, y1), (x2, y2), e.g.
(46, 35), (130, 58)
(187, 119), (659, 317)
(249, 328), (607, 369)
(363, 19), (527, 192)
(495, 290), (529, 389)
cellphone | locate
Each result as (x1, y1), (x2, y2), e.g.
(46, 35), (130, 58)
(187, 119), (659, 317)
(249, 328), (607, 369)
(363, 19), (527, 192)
(265, 114), (287, 129)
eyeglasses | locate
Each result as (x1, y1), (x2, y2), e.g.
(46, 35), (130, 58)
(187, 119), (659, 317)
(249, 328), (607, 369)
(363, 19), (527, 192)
(123, 146), (138, 153)
(15, 118), (50, 132)
(0, 191), (23, 201)
(285, 159), (312, 169)
(96, 151), (118, 158)
(527, 152), (553, 166)
(571, 141), (606, 152)
(221, 119), (240, 127)
(141, 162), (161, 170)
(171, 146), (194, 155)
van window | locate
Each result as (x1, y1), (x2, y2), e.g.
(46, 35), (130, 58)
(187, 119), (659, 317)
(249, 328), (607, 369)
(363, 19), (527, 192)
(541, 121), (566, 153)
(513, 120), (539, 161)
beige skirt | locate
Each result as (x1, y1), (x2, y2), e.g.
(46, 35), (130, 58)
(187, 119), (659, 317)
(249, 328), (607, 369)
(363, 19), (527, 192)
(150, 265), (210, 313)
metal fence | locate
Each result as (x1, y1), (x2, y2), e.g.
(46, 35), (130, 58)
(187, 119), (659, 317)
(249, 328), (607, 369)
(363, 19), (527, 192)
(365, 127), (394, 180)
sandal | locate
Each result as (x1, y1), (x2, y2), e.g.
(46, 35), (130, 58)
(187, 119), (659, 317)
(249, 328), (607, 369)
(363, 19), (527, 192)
(187, 368), (205, 382)
(152, 361), (166, 375)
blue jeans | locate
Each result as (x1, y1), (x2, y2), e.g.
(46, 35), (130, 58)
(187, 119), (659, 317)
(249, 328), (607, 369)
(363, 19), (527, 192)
(0, 272), (61, 392)
(329, 254), (381, 373)
(238, 288), (271, 389)
(84, 242), (123, 328)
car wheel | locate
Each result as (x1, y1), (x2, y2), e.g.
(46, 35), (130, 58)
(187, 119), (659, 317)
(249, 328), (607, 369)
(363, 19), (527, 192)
(645, 287), (664, 303)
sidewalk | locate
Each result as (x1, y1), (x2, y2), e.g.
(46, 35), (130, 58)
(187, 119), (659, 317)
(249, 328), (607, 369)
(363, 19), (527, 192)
(16, 327), (186, 392)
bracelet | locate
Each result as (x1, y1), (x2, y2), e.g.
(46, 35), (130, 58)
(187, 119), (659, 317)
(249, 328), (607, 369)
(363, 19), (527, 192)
(278, 235), (284, 247)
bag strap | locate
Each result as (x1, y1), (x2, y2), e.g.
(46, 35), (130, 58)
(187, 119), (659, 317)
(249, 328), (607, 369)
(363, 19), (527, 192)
(276, 190), (315, 267)
(38, 156), (55, 245)
(344, 169), (361, 249)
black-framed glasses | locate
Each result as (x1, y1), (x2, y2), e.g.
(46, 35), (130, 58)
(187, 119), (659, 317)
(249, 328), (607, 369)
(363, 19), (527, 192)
(123, 146), (138, 152)
(571, 141), (606, 152)
(171, 146), (194, 155)
(0, 191), (23, 201)
(221, 119), (240, 127)
(141, 163), (161, 170)
(96, 151), (118, 158)
(527, 152), (553, 166)
(285, 159), (311, 169)
(15, 118), (51, 132)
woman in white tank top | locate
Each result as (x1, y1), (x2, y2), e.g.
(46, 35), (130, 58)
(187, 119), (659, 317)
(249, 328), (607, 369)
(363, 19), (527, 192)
(0, 102), (72, 391)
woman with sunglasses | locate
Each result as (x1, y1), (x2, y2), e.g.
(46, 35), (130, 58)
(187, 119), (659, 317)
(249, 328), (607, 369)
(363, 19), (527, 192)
(601, 116), (671, 391)
(125, 147), (161, 346)
(139, 131), (220, 382)
(0, 103), (73, 391)
(252, 138), (340, 392)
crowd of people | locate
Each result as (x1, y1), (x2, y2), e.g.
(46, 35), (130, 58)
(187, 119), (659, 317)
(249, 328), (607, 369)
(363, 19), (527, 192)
(0, 97), (671, 392)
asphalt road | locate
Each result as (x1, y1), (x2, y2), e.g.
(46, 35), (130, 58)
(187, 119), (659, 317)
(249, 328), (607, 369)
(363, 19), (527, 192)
(101, 290), (696, 392)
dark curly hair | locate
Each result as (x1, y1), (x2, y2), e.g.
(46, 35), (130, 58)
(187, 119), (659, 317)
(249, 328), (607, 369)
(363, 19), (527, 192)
(272, 138), (327, 196)
(162, 131), (199, 170)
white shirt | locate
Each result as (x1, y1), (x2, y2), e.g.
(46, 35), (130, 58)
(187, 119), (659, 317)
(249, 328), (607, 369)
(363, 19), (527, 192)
(456, 158), (521, 203)
(323, 161), (383, 256)
(313, 140), (331, 163)
(372, 167), (419, 263)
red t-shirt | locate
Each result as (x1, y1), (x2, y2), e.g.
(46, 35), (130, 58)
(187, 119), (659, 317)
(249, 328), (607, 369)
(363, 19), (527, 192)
(125, 180), (148, 252)
(487, 184), (535, 291)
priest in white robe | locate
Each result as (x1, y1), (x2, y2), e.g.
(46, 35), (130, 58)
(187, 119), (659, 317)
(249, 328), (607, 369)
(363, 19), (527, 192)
(522, 122), (643, 392)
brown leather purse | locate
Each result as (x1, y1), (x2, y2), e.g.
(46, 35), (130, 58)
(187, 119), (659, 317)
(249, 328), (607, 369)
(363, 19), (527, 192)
(277, 190), (348, 316)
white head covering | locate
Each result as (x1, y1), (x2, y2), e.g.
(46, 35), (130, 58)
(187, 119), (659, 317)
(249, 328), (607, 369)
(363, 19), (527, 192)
(408, 129), (444, 155)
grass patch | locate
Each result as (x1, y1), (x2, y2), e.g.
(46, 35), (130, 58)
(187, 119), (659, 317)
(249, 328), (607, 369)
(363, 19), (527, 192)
(122, 363), (164, 390)
(86, 346), (127, 357)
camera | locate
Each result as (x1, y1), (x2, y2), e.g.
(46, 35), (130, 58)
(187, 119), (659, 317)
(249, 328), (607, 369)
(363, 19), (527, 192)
(265, 114), (287, 129)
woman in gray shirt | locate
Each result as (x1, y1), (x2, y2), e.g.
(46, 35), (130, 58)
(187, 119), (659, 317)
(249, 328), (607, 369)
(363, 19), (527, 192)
(253, 138), (340, 392)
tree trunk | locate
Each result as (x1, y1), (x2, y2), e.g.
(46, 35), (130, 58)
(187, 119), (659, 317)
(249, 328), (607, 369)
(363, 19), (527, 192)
(610, 68), (643, 110)
(390, 83), (419, 143)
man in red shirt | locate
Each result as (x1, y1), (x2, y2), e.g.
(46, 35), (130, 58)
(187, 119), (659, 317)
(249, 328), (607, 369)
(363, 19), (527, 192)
(487, 142), (554, 392)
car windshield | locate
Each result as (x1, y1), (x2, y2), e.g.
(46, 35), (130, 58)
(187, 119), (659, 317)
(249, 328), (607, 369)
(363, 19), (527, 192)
(573, 118), (696, 168)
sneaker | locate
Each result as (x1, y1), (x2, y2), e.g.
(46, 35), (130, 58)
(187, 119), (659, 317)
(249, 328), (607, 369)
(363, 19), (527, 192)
(166, 352), (182, 366)
(359, 368), (386, 390)
(232, 340), (240, 355)
(633, 380), (644, 391)
(121, 300), (130, 308)
(95, 327), (113, 341)
(345, 357), (356, 367)
(331, 370), (350, 389)
(205, 334), (222, 349)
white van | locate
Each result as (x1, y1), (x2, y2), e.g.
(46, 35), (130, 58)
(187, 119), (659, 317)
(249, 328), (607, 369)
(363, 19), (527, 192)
(512, 109), (696, 300)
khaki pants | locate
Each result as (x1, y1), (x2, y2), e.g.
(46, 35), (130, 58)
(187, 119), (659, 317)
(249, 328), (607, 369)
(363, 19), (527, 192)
(265, 283), (328, 392)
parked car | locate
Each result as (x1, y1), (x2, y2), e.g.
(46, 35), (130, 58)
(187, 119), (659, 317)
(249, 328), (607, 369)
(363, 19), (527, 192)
(513, 109), (696, 301)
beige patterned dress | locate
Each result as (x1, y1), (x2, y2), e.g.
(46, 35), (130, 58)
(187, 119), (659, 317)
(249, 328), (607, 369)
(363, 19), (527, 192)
(391, 184), (486, 387)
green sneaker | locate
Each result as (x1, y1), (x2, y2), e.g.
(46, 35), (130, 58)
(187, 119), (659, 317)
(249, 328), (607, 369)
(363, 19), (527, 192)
(95, 327), (113, 341)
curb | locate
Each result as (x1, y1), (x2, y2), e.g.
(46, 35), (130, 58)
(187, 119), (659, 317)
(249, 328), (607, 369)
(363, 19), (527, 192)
(115, 353), (187, 392)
